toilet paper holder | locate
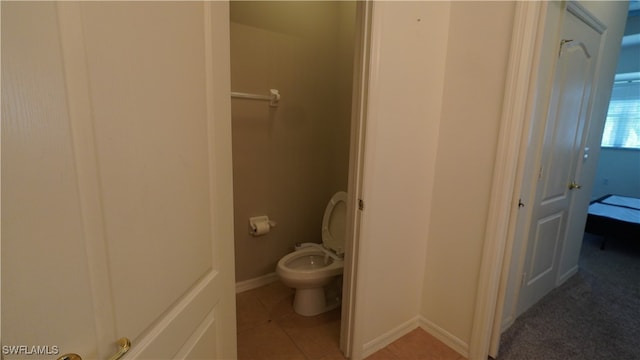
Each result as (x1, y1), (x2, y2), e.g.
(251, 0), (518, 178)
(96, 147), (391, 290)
(248, 216), (277, 236)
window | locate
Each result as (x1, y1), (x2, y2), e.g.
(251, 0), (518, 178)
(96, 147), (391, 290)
(601, 78), (640, 149)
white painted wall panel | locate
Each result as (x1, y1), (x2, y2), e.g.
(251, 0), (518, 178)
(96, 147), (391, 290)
(358, 1), (450, 350)
(421, 1), (515, 349)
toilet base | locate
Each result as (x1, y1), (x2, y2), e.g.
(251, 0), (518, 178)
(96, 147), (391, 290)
(293, 287), (340, 317)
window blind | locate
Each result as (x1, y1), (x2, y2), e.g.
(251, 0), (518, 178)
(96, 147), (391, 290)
(601, 80), (640, 149)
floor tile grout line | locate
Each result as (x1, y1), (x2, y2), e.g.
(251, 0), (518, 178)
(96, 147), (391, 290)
(244, 286), (313, 359)
(278, 319), (313, 360)
(236, 291), (273, 335)
(240, 283), (464, 360)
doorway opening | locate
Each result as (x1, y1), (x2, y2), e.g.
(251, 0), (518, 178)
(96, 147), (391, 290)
(229, 2), (369, 358)
(483, 2), (633, 358)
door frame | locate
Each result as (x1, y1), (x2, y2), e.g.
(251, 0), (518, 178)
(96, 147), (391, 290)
(340, 1), (620, 358)
(225, 1), (371, 356)
(514, 0), (606, 319)
(470, 1), (612, 359)
(467, 1), (547, 358)
(340, 1), (373, 358)
(344, 1), (558, 358)
(342, 1), (553, 358)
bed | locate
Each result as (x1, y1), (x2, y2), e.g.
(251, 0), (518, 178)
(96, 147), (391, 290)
(585, 194), (640, 249)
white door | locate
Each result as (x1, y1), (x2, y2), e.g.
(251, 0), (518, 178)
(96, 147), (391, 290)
(2, 2), (236, 359)
(517, 6), (603, 315)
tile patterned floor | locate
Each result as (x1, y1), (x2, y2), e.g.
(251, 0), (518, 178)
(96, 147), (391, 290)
(236, 281), (466, 360)
(366, 329), (466, 360)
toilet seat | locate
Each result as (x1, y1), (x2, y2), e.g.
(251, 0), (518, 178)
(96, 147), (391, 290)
(322, 191), (347, 256)
(277, 247), (343, 280)
(275, 191), (347, 316)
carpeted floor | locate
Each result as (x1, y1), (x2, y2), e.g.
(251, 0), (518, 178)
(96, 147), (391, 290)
(497, 232), (640, 360)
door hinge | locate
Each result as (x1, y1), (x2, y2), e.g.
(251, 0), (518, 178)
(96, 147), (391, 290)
(538, 166), (544, 180)
(518, 198), (525, 208)
(358, 198), (364, 211)
(521, 272), (527, 289)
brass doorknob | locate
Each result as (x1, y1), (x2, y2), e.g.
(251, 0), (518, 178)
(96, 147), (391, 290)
(569, 181), (582, 190)
(108, 337), (131, 360)
(56, 337), (130, 360)
(57, 355), (81, 360)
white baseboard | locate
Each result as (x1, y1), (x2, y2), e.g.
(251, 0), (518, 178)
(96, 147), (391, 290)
(419, 316), (469, 358)
(235, 272), (279, 293)
(556, 265), (578, 287)
(500, 314), (515, 333)
(362, 316), (420, 358)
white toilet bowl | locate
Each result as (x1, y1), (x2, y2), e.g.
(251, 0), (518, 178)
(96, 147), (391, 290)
(277, 246), (343, 316)
(276, 191), (347, 316)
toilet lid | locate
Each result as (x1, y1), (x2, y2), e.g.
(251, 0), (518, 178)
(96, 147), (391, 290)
(322, 191), (347, 255)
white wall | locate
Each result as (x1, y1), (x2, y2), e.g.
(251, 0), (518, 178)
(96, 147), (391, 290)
(617, 43), (640, 73)
(592, 148), (640, 199)
(617, 13), (640, 73)
(356, 1), (515, 357)
(355, 1), (628, 359)
(420, 1), (515, 352)
(356, 1), (450, 355)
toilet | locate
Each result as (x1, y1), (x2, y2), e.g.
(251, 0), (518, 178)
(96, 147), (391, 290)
(276, 191), (347, 316)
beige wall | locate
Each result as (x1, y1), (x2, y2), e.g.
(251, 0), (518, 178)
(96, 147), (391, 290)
(356, 1), (515, 356)
(356, 0), (451, 354)
(420, 0), (515, 348)
(230, 2), (355, 282)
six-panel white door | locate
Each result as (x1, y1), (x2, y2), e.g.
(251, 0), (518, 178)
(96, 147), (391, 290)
(517, 6), (603, 315)
(2, 2), (236, 359)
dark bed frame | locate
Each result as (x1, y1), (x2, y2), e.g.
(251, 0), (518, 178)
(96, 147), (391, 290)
(584, 194), (640, 249)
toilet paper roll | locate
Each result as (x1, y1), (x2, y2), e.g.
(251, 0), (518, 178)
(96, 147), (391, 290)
(251, 221), (270, 236)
